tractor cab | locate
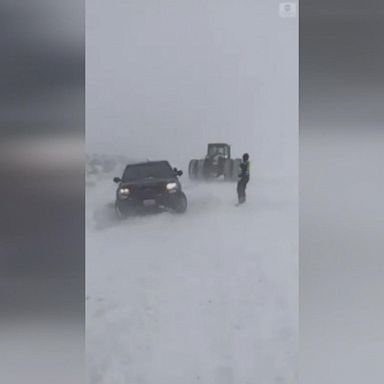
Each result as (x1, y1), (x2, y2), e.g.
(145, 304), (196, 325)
(206, 143), (231, 159)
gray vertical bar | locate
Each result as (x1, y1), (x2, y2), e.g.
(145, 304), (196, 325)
(300, 1), (384, 383)
(0, 1), (85, 383)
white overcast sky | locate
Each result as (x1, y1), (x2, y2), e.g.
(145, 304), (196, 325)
(86, 0), (297, 178)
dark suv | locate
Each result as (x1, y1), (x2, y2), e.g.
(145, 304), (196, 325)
(113, 161), (187, 216)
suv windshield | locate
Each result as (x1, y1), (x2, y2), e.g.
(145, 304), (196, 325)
(122, 162), (174, 181)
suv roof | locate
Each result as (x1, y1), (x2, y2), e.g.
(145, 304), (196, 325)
(126, 160), (170, 167)
(122, 161), (174, 182)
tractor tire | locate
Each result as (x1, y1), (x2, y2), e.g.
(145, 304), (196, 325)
(196, 159), (205, 180)
(188, 159), (198, 180)
(223, 159), (233, 181)
(231, 159), (241, 181)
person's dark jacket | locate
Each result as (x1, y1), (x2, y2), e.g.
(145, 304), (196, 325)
(239, 160), (250, 179)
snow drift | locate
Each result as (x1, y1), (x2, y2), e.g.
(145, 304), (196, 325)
(86, 154), (298, 384)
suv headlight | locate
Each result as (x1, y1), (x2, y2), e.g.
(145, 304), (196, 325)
(166, 182), (177, 192)
(118, 187), (130, 199)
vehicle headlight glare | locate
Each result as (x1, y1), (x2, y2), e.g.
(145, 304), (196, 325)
(166, 182), (177, 191)
(118, 188), (130, 199)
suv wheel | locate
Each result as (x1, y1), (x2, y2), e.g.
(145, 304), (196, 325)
(172, 192), (187, 213)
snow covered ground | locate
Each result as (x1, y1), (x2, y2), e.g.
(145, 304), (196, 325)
(86, 157), (298, 384)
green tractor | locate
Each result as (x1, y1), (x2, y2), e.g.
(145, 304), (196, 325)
(188, 143), (241, 182)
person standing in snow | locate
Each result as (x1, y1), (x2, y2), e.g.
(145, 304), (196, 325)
(237, 153), (250, 205)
